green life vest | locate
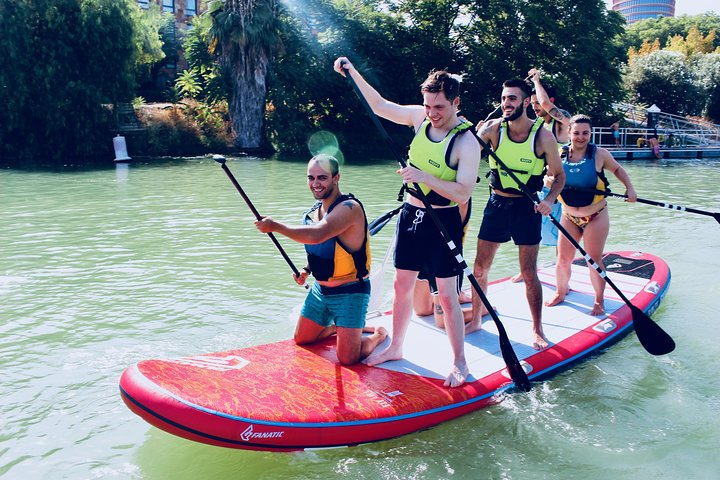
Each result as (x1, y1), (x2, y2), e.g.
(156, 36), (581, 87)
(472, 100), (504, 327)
(488, 119), (546, 194)
(537, 117), (565, 151)
(407, 119), (475, 206)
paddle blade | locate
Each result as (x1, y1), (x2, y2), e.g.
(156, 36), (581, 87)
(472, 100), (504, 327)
(495, 323), (531, 392)
(631, 304), (675, 355)
(368, 206), (401, 236)
(714, 212), (720, 224)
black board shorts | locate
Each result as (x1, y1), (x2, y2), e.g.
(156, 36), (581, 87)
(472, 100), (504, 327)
(478, 193), (541, 245)
(394, 203), (463, 279)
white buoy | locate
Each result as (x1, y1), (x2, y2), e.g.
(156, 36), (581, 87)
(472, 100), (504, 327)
(113, 134), (131, 162)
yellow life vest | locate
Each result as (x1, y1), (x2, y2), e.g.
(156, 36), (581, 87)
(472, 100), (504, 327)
(489, 119), (546, 194)
(407, 119), (475, 206)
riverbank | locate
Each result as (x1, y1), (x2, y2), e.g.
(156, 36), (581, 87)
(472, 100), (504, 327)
(607, 146), (720, 160)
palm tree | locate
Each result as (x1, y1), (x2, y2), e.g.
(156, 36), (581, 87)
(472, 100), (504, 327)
(207, 0), (279, 150)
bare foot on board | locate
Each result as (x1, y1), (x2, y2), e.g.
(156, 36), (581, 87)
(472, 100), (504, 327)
(533, 332), (549, 350)
(465, 318), (483, 335)
(365, 344), (402, 367)
(443, 362), (470, 388)
(544, 293), (565, 307)
(590, 302), (605, 316)
(458, 290), (473, 304)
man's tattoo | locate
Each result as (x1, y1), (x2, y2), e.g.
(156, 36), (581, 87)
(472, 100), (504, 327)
(548, 107), (570, 122)
(479, 121), (493, 139)
(343, 201), (355, 210)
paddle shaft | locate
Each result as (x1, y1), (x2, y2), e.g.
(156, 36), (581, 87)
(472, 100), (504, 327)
(342, 65), (531, 391)
(217, 159), (307, 287)
(476, 136), (674, 355)
(564, 186), (720, 223)
(482, 105), (502, 122)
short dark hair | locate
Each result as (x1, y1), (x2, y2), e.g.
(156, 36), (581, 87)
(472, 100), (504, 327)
(503, 78), (532, 99)
(421, 70), (461, 102)
(569, 114), (592, 128)
(309, 154), (339, 176)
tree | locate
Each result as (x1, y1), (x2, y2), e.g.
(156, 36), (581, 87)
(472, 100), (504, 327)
(624, 13), (720, 55)
(666, 26), (719, 57)
(692, 53), (720, 122)
(206, 0), (281, 151)
(175, 0), (632, 156)
(0, 0), (138, 164)
(623, 50), (702, 116)
(457, 0), (627, 122)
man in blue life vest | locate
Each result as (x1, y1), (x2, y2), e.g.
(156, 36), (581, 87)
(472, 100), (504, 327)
(528, 68), (571, 145)
(255, 154), (387, 365)
(472, 78), (566, 350)
(334, 56), (481, 387)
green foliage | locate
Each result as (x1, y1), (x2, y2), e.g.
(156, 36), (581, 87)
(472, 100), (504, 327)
(625, 22), (720, 122)
(0, 0), (140, 164)
(129, 3), (167, 70)
(261, 0), (629, 156)
(182, 16), (228, 105)
(459, 0), (627, 122)
(135, 102), (232, 156)
(623, 13), (720, 55)
(692, 54), (720, 121)
(624, 50), (702, 116)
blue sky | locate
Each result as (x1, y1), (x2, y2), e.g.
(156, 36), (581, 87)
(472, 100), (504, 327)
(605, 0), (717, 16)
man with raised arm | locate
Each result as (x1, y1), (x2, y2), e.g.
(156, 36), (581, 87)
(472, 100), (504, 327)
(333, 57), (481, 387)
(471, 78), (566, 350)
(255, 154), (387, 365)
(527, 68), (571, 145)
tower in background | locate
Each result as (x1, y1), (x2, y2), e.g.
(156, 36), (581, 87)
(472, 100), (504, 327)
(612, 0), (676, 24)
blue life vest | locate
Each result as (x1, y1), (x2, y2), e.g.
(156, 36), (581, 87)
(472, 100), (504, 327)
(303, 194), (370, 282)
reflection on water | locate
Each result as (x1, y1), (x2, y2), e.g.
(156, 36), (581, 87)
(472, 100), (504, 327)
(1, 157), (719, 479)
(116, 163), (129, 183)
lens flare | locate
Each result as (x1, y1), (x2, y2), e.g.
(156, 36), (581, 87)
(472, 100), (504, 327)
(307, 130), (343, 165)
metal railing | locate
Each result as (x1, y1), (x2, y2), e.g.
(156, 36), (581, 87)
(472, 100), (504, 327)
(593, 126), (720, 149)
(611, 102), (720, 148)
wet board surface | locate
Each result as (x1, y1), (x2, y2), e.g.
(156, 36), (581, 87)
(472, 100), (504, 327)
(119, 251), (670, 451)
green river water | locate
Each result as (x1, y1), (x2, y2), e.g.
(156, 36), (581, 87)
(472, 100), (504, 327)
(1, 155), (719, 479)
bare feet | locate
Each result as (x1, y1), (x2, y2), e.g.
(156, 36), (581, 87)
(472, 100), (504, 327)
(544, 292), (565, 307)
(465, 318), (483, 334)
(373, 326), (388, 339)
(533, 331), (549, 350)
(365, 343), (402, 366)
(458, 290), (472, 304)
(464, 306), (498, 334)
(590, 302), (605, 316)
(510, 272), (523, 283)
(443, 362), (470, 388)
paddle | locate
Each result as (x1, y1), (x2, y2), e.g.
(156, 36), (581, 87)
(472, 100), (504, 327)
(473, 139), (675, 355)
(213, 155), (308, 289)
(368, 206), (402, 236)
(482, 104), (502, 123)
(341, 64), (532, 392)
(563, 186), (720, 224)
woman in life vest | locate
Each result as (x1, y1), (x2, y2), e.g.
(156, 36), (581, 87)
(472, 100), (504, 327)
(545, 114), (637, 316)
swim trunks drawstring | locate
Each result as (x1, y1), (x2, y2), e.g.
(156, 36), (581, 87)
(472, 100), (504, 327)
(410, 208), (425, 232)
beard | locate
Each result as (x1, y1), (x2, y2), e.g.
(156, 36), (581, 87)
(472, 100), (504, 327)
(504, 105), (524, 121)
(313, 184), (335, 200)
